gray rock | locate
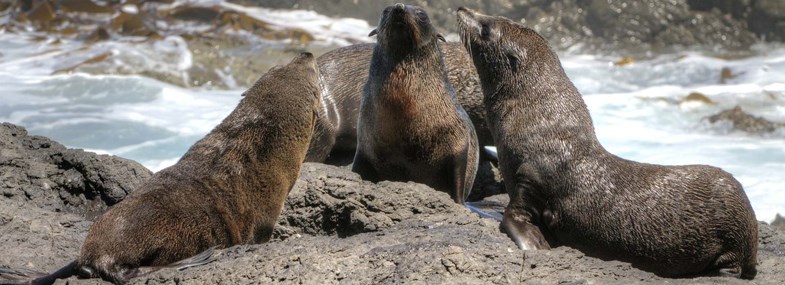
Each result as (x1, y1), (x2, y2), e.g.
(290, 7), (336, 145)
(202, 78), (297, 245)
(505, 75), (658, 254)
(687, 0), (753, 19)
(245, 0), (770, 53)
(0, 123), (152, 219)
(3, 161), (785, 284)
(706, 105), (785, 134)
(749, 0), (785, 42)
(0, 199), (90, 273)
(771, 213), (785, 232)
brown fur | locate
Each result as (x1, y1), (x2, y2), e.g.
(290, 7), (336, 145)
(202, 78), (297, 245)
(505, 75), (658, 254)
(11, 53), (321, 284)
(457, 7), (758, 279)
(352, 4), (479, 204)
(306, 41), (489, 165)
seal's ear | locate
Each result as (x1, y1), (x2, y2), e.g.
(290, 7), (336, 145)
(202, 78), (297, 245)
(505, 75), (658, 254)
(368, 29), (378, 37)
(436, 33), (446, 42)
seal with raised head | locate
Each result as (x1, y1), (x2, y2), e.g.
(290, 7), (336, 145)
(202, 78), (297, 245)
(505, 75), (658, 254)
(352, 3), (479, 204)
(0, 52), (322, 284)
(457, 7), (758, 278)
(308, 41), (489, 165)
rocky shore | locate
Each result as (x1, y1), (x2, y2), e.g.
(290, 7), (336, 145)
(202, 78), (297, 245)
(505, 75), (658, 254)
(2, 122), (784, 284)
(252, 0), (785, 54)
(3, 0), (785, 93)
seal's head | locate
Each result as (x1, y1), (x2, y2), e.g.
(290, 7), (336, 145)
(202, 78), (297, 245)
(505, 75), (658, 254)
(456, 7), (558, 99)
(287, 51), (320, 100)
(369, 3), (445, 51)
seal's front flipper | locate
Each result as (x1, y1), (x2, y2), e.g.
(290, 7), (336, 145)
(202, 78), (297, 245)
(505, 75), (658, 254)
(712, 251), (756, 279)
(502, 208), (550, 250)
(351, 151), (380, 182)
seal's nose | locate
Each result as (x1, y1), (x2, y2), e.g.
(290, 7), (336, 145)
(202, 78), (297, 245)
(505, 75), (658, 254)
(456, 6), (474, 16)
(456, 6), (477, 23)
(395, 3), (405, 10)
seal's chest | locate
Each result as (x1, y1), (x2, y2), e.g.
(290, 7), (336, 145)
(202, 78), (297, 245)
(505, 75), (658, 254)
(377, 68), (419, 118)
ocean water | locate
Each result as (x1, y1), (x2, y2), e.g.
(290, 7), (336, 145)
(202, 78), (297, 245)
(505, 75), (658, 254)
(1, 7), (783, 221)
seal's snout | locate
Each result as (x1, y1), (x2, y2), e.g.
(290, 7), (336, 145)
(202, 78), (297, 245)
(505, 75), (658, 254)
(295, 52), (314, 61)
(456, 7), (479, 29)
(291, 52), (316, 67)
(456, 7), (476, 18)
(390, 3), (407, 18)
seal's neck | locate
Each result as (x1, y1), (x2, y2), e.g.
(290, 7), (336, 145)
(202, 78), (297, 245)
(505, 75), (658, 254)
(369, 41), (447, 86)
(485, 56), (604, 158)
(376, 41), (441, 66)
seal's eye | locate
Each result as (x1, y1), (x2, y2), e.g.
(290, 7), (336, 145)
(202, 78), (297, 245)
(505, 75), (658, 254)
(507, 53), (519, 72)
(383, 7), (392, 15)
(481, 24), (491, 40)
(416, 10), (428, 20)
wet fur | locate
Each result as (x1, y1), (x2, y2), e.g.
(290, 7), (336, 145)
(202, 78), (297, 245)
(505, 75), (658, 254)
(456, 7), (758, 278)
(353, 4), (479, 204)
(2, 53), (321, 284)
(307, 40), (490, 165)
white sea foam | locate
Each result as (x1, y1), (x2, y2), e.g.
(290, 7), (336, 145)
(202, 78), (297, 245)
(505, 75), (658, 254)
(218, 2), (374, 46)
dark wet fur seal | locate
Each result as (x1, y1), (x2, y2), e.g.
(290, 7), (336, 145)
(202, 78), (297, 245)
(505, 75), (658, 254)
(457, 7), (758, 279)
(352, 4), (479, 204)
(0, 53), (321, 284)
(307, 40), (490, 165)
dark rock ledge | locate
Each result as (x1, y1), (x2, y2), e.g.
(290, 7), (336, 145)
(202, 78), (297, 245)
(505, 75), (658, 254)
(1, 122), (783, 284)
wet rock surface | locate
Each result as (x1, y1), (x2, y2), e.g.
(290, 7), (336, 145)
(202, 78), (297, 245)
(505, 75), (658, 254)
(706, 105), (785, 134)
(1, 149), (784, 284)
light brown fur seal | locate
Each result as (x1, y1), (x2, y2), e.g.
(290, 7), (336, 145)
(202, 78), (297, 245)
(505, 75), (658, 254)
(457, 7), (758, 278)
(352, 3), (479, 204)
(0, 52), (321, 284)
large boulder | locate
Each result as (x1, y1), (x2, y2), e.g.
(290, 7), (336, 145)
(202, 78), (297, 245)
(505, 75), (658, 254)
(0, 123), (152, 218)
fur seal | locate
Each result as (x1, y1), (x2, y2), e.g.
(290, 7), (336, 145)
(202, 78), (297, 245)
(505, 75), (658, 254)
(352, 3), (479, 204)
(307, 39), (490, 165)
(0, 52), (322, 284)
(457, 7), (758, 278)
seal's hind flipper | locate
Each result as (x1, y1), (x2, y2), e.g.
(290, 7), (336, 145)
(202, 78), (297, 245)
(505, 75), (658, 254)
(0, 267), (40, 285)
(0, 266), (47, 281)
(717, 267), (742, 278)
(172, 246), (218, 271)
(119, 246), (219, 282)
(465, 202), (503, 221)
(0, 261), (78, 285)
